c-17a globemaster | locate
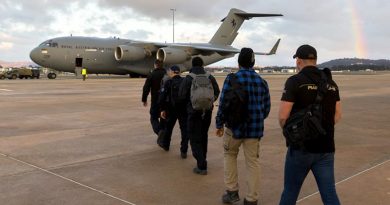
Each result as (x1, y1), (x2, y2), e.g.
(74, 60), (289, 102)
(30, 8), (282, 79)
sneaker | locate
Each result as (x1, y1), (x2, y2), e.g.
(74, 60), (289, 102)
(180, 152), (187, 159)
(192, 167), (207, 175)
(243, 198), (257, 205)
(222, 190), (240, 204)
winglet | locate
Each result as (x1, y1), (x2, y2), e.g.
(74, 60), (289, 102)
(268, 38), (281, 55)
(254, 38), (281, 55)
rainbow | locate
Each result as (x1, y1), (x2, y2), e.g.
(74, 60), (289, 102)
(347, 0), (367, 58)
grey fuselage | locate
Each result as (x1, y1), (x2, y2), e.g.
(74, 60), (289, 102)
(29, 36), (230, 75)
(29, 9), (282, 76)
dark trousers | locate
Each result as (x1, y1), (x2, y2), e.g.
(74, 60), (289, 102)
(187, 110), (212, 170)
(162, 107), (188, 153)
(150, 101), (165, 135)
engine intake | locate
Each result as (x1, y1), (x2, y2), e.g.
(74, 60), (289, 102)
(157, 47), (190, 64)
(115, 45), (147, 62)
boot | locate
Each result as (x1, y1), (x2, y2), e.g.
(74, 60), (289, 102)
(222, 190), (240, 204)
(243, 198), (257, 205)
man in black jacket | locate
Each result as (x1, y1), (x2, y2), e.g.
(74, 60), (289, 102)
(159, 65), (189, 157)
(179, 57), (220, 175)
(142, 59), (166, 137)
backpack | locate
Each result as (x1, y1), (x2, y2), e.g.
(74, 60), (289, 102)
(283, 71), (329, 150)
(188, 72), (214, 111)
(169, 77), (183, 107)
(221, 73), (249, 128)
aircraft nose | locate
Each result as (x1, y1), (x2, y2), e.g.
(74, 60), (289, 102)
(29, 47), (40, 64)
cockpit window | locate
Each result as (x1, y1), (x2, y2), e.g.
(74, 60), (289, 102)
(39, 40), (58, 48)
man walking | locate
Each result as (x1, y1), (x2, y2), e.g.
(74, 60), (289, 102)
(158, 65), (189, 157)
(216, 48), (271, 205)
(179, 57), (220, 175)
(142, 59), (166, 137)
(81, 68), (87, 81)
(278, 45), (342, 205)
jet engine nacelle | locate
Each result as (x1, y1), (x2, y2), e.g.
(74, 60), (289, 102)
(157, 47), (190, 64)
(115, 45), (148, 61)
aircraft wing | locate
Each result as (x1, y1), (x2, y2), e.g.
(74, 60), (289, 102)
(254, 38), (281, 55)
(114, 38), (281, 64)
(171, 44), (240, 56)
(125, 42), (236, 56)
(192, 38), (281, 56)
(155, 38), (281, 56)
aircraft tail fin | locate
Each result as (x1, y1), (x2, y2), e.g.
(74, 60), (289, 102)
(209, 8), (282, 46)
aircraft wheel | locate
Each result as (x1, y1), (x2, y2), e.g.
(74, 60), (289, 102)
(48, 73), (57, 79)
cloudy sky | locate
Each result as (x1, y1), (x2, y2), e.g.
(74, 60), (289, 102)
(0, 0), (388, 66)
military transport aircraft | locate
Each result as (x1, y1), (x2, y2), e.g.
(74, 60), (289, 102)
(30, 8), (282, 79)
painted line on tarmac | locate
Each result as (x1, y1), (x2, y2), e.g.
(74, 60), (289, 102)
(297, 159), (390, 203)
(0, 152), (136, 205)
(0, 89), (12, 91)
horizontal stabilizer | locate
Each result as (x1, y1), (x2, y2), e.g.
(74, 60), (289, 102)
(235, 13), (283, 20)
(254, 38), (281, 55)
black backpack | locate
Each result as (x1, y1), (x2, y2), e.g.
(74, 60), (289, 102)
(221, 73), (249, 128)
(283, 71), (329, 150)
(169, 77), (184, 107)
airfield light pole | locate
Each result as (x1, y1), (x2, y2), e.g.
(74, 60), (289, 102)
(170, 8), (176, 43)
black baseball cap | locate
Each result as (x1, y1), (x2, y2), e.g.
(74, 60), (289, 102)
(293, 44), (317, 59)
(170, 65), (180, 73)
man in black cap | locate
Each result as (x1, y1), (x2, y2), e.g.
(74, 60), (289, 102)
(158, 65), (189, 157)
(278, 44), (342, 205)
(216, 48), (271, 205)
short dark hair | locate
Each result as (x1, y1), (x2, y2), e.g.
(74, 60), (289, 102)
(238, 47), (255, 68)
(192, 57), (204, 67)
(154, 59), (163, 67)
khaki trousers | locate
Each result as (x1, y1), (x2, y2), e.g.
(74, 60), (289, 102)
(223, 128), (260, 202)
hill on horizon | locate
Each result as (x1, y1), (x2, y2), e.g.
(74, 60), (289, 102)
(318, 58), (390, 70)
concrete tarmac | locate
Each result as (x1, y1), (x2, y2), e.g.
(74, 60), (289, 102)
(0, 73), (389, 205)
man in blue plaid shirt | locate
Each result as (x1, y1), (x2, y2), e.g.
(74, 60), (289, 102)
(216, 48), (271, 205)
